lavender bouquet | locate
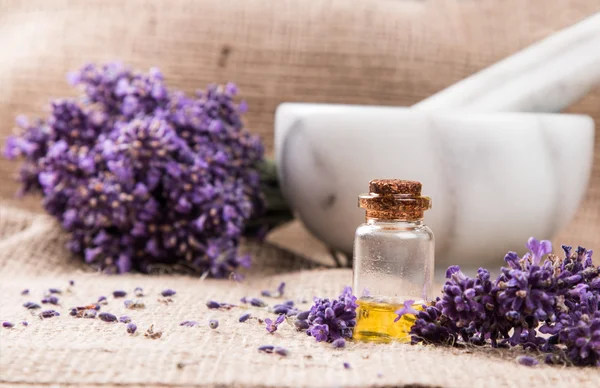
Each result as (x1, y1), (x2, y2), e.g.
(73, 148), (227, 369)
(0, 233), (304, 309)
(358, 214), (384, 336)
(4, 63), (292, 277)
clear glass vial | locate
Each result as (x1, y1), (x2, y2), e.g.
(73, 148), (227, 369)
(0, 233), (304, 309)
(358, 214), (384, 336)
(352, 179), (434, 343)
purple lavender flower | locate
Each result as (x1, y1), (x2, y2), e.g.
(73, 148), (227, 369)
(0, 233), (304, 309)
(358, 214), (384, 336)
(239, 313), (251, 323)
(21, 289), (29, 295)
(161, 289), (176, 297)
(265, 314), (285, 334)
(98, 312), (117, 322)
(343, 362), (351, 369)
(127, 323), (137, 334)
(23, 302), (41, 310)
(209, 320), (219, 329)
(2, 322), (14, 328)
(332, 338), (346, 348)
(134, 287), (144, 297)
(41, 296), (59, 305)
(250, 298), (267, 307)
(3, 63), (282, 278)
(119, 316), (131, 323)
(21, 321), (29, 326)
(113, 290), (127, 298)
(516, 355), (539, 366)
(394, 300), (420, 322)
(258, 345), (274, 353)
(306, 286), (357, 342)
(98, 296), (107, 305)
(274, 346), (288, 356)
(39, 310), (60, 319)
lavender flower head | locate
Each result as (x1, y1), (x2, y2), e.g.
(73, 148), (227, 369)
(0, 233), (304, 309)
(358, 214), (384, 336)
(401, 237), (600, 367)
(305, 286), (357, 342)
(3, 62), (278, 278)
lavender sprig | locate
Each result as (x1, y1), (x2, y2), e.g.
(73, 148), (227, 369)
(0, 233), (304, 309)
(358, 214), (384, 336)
(303, 287), (357, 342)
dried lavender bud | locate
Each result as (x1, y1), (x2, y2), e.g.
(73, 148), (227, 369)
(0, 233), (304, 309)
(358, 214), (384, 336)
(261, 290), (271, 297)
(2, 322), (14, 328)
(272, 304), (291, 315)
(265, 314), (285, 334)
(307, 287), (357, 342)
(332, 338), (346, 348)
(343, 362), (351, 369)
(113, 290), (127, 298)
(250, 298), (267, 307)
(284, 300), (294, 307)
(4, 63), (268, 278)
(516, 356), (539, 366)
(119, 316), (131, 323)
(69, 280), (75, 286)
(21, 289), (29, 295)
(274, 346), (288, 356)
(240, 297), (248, 304)
(239, 313), (251, 323)
(23, 301), (41, 310)
(39, 310), (60, 319)
(41, 296), (59, 305)
(48, 288), (62, 294)
(296, 311), (310, 320)
(179, 320), (198, 327)
(98, 312), (117, 322)
(134, 287), (144, 297)
(21, 321), (28, 326)
(97, 296), (108, 305)
(124, 300), (145, 309)
(161, 289), (176, 297)
(206, 301), (221, 309)
(209, 320), (219, 329)
(258, 345), (274, 353)
(127, 323), (137, 334)
(294, 319), (309, 330)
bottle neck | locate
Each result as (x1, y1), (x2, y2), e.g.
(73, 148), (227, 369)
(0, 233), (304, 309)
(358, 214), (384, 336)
(365, 217), (424, 227)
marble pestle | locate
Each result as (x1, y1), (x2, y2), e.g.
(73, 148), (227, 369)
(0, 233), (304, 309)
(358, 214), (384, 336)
(413, 13), (600, 112)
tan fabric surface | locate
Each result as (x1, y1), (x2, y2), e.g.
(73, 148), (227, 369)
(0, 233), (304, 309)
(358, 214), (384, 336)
(1, 207), (600, 388)
(0, 0), (599, 262)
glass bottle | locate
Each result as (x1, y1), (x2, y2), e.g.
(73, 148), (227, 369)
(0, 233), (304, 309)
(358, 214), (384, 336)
(352, 179), (434, 343)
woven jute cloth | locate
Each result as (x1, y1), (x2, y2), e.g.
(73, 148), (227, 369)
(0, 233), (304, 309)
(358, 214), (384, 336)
(2, 0), (600, 386)
(2, 206), (600, 388)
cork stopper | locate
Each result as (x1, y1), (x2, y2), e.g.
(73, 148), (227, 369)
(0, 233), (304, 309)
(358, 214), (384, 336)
(359, 179), (431, 220)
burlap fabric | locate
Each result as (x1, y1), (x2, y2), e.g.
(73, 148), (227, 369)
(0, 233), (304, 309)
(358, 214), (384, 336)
(2, 0), (600, 386)
(2, 206), (600, 388)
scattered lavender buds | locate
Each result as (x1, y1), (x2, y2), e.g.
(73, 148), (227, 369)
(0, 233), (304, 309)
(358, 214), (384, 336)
(397, 237), (600, 367)
(98, 312), (118, 322)
(332, 338), (346, 348)
(97, 296), (108, 305)
(206, 300), (235, 310)
(265, 314), (285, 334)
(258, 345), (274, 353)
(179, 320), (199, 327)
(517, 356), (539, 367)
(161, 289), (176, 297)
(343, 362), (351, 369)
(21, 321), (28, 327)
(209, 320), (219, 329)
(4, 62), (268, 277)
(134, 287), (144, 297)
(304, 287), (357, 342)
(127, 323), (137, 334)
(124, 300), (145, 309)
(113, 290), (127, 298)
(250, 298), (267, 307)
(21, 289), (29, 295)
(23, 302), (41, 310)
(47, 288), (62, 294)
(261, 282), (286, 298)
(2, 322), (14, 328)
(239, 313), (252, 323)
(119, 316), (132, 323)
(41, 296), (59, 305)
(39, 310), (60, 319)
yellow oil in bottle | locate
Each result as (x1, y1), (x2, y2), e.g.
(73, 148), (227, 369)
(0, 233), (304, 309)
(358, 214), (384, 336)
(353, 299), (424, 343)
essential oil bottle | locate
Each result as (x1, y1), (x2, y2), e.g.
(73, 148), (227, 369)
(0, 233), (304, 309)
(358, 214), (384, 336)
(352, 179), (434, 343)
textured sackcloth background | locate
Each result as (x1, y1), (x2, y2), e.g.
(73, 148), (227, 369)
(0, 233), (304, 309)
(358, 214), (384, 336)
(2, 0), (600, 387)
(2, 206), (600, 388)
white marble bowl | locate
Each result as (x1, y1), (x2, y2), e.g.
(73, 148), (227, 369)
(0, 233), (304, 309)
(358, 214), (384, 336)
(274, 103), (595, 266)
